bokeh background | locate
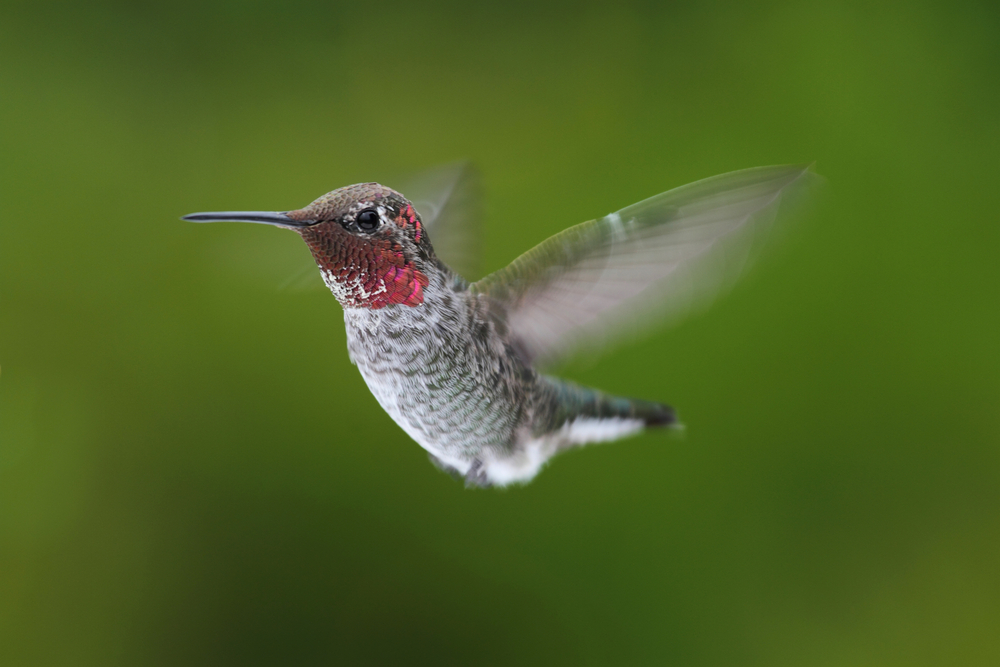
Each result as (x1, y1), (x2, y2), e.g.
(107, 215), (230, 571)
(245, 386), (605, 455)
(2, 1), (999, 665)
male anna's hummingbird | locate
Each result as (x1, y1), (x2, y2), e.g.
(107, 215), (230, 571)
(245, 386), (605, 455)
(185, 164), (814, 487)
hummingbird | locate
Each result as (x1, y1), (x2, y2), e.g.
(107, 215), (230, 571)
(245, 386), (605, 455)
(185, 164), (814, 487)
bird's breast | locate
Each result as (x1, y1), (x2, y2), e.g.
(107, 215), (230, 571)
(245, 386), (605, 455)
(341, 282), (528, 463)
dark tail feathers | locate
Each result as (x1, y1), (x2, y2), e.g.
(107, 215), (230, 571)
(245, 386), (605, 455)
(538, 375), (677, 429)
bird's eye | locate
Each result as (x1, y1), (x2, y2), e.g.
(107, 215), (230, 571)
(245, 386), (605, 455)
(356, 209), (381, 232)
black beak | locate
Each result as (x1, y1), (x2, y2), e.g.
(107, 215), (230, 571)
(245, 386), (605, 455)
(181, 211), (314, 227)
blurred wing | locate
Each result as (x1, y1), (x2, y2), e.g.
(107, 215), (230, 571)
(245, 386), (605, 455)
(397, 162), (483, 280)
(471, 164), (819, 367)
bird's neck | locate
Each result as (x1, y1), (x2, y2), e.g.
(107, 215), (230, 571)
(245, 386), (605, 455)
(340, 265), (463, 331)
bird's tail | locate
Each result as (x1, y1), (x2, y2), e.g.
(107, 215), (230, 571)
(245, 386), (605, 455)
(534, 375), (677, 447)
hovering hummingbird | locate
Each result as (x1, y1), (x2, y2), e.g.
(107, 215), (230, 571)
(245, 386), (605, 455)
(185, 164), (814, 487)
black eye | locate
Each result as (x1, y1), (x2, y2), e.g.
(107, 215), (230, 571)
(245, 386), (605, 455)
(356, 209), (380, 232)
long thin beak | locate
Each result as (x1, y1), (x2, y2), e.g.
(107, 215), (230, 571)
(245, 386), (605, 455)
(181, 211), (314, 227)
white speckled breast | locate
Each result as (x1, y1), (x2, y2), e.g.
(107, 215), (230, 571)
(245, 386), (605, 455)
(342, 271), (529, 474)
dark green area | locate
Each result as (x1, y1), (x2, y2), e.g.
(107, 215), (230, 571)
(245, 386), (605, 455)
(2, 1), (998, 664)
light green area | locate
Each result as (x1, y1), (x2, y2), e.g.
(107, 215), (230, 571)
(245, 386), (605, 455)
(1, 2), (998, 664)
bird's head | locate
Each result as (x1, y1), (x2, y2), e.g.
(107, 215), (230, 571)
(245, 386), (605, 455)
(185, 183), (434, 309)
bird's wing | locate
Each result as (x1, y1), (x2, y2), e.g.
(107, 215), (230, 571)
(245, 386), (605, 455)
(400, 162), (483, 280)
(470, 164), (819, 367)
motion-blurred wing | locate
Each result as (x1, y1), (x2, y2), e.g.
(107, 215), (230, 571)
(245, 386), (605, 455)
(399, 162), (483, 280)
(471, 164), (818, 367)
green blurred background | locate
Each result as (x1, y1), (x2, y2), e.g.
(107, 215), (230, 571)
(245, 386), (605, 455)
(2, 1), (999, 665)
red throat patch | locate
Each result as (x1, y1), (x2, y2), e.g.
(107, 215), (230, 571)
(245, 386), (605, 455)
(299, 224), (429, 309)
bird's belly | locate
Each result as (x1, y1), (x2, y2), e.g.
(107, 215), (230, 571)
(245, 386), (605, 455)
(345, 321), (522, 467)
